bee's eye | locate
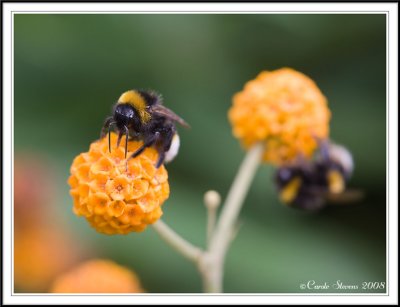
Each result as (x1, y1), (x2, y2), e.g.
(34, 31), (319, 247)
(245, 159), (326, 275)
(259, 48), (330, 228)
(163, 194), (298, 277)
(125, 108), (135, 119)
(115, 105), (136, 119)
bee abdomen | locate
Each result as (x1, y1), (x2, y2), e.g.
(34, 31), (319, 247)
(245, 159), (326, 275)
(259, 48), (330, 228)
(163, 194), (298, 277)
(164, 133), (180, 163)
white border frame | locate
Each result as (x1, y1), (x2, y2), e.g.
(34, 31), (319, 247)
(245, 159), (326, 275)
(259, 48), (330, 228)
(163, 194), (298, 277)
(2, 2), (398, 305)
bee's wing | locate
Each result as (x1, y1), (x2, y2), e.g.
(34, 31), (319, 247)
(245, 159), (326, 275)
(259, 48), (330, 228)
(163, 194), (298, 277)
(151, 105), (190, 128)
(326, 189), (364, 205)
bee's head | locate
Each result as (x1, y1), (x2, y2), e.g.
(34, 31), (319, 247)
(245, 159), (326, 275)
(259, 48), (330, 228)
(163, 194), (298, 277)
(113, 103), (141, 131)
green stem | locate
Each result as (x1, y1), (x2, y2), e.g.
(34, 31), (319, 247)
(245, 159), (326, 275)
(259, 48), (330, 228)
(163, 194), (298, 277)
(206, 143), (264, 292)
(151, 143), (264, 293)
(152, 220), (203, 264)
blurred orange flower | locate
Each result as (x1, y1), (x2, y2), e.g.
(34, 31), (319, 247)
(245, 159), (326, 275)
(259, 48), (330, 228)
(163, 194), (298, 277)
(228, 68), (331, 165)
(14, 226), (80, 292)
(68, 133), (170, 235)
(50, 259), (144, 293)
(14, 156), (82, 293)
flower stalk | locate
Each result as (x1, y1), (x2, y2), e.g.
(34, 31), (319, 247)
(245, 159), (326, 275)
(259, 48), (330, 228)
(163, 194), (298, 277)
(151, 143), (263, 293)
(205, 142), (264, 292)
(204, 190), (221, 247)
(151, 220), (203, 264)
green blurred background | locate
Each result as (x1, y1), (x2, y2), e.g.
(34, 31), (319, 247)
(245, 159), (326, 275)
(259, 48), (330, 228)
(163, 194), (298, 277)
(14, 14), (386, 293)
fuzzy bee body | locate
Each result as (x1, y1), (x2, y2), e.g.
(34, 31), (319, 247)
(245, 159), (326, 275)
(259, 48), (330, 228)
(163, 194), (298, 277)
(101, 90), (189, 168)
(275, 141), (360, 211)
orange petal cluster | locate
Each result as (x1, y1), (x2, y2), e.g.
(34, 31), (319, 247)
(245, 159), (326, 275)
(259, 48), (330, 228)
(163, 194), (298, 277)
(50, 259), (144, 293)
(228, 68), (331, 165)
(68, 133), (169, 235)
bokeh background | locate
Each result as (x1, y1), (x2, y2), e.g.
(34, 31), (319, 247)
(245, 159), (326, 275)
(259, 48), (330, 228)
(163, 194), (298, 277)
(14, 14), (386, 293)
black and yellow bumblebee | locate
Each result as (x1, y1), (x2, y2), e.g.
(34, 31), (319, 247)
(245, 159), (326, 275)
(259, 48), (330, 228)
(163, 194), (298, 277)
(100, 89), (189, 168)
(275, 141), (362, 211)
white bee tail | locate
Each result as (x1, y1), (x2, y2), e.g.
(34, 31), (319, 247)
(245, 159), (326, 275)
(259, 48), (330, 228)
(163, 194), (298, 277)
(165, 133), (180, 163)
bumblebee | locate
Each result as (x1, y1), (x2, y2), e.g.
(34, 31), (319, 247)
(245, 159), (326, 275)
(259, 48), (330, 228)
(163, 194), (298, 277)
(275, 141), (362, 211)
(100, 89), (189, 168)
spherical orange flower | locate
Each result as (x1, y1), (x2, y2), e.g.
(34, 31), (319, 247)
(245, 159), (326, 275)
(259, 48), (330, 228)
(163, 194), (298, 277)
(14, 225), (80, 292)
(50, 259), (144, 293)
(68, 133), (170, 235)
(228, 68), (331, 165)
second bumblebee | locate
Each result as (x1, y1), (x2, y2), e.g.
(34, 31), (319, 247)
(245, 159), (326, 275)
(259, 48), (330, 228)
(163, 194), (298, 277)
(101, 89), (189, 168)
(275, 141), (361, 211)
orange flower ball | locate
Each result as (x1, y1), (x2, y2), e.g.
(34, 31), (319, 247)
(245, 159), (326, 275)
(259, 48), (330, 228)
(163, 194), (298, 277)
(50, 259), (144, 293)
(68, 133), (170, 235)
(228, 68), (331, 165)
(14, 226), (80, 292)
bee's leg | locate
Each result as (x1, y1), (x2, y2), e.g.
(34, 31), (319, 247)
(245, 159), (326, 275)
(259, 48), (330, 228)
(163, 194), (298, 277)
(155, 151), (166, 169)
(124, 126), (129, 159)
(108, 127), (112, 153)
(116, 125), (129, 157)
(124, 132), (160, 172)
(100, 116), (114, 139)
(117, 130), (123, 148)
(100, 116), (115, 153)
(155, 128), (175, 168)
(129, 131), (141, 141)
(128, 132), (160, 160)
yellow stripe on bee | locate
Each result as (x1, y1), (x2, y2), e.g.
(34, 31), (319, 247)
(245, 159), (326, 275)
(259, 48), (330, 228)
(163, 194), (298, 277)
(279, 177), (302, 204)
(327, 170), (345, 194)
(118, 90), (151, 124)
